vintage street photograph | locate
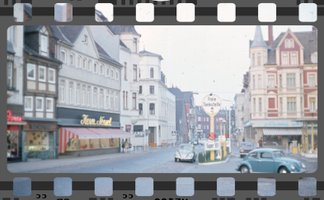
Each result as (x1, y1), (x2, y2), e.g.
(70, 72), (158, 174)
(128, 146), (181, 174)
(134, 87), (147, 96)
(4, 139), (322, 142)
(6, 6), (317, 175)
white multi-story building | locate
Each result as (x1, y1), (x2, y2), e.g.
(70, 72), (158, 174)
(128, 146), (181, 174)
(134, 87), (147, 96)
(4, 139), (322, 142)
(108, 25), (143, 148)
(137, 50), (176, 147)
(54, 26), (129, 156)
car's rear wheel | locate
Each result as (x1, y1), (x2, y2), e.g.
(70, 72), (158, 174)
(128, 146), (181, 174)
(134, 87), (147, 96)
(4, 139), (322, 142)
(278, 167), (289, 173)
(240, 165), (250, 173)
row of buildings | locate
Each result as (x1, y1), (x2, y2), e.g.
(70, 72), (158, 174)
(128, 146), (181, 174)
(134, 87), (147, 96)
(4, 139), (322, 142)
(6, 7), (182, 161)
(234, 26), (318, 155)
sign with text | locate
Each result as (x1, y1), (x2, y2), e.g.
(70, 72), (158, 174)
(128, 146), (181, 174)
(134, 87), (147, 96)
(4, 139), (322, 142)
(202, 94), (222, 117)
(80, 114), (112, 127)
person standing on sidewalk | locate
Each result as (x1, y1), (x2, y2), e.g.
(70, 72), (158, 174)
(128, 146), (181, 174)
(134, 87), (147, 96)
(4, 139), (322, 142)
(124, 139), (129, 153)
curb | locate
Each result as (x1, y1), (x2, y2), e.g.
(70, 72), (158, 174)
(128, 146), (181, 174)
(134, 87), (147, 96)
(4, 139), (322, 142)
(197, 156), (231, 166)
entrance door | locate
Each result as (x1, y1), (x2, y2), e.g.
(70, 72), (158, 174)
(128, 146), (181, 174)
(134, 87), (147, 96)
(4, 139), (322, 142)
(148, 127), (156, 147)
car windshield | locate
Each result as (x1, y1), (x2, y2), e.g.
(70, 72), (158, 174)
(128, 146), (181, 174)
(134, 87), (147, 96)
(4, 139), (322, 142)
(179, 145), (192, 150)
(272, 151), (285, 157)
(241, 143), (254, 148)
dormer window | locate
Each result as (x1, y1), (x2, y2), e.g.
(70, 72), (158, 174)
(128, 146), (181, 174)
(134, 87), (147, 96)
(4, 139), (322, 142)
(39, 27), (49, 57)
(284, 39), (294, 49)
(311, 52), (317, 64)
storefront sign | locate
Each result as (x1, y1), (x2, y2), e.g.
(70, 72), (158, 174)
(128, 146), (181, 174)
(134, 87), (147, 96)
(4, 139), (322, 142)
(80, 114), (112, 127)
(202, 94), (222, 117)
(7, 110), (23, 122)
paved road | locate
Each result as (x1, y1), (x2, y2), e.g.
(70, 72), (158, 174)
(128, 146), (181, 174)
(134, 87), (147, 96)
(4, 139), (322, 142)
(9, 145), (318, 197)
(8, 144), (316, 173)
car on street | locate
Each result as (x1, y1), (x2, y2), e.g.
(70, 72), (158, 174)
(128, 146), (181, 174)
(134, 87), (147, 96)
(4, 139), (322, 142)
(175, 143), (196, 163)
(239, 142), (256, 158)
(237, 148), (306, 173)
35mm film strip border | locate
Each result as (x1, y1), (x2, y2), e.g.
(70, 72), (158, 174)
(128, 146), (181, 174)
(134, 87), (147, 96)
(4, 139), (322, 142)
(0, 6), (323, 17)
(2, 0), (324, 6)
(0, 181), (323, 191)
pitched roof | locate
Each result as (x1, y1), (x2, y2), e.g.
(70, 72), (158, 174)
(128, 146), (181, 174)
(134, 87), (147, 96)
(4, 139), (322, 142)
(59, 26), (84, 43)
(95, 42), (123, 67)
(50, 26), (73, 46)
(139, 50), (163, 60)
(108, 25), (141, 36)
(266, 30), (317, 64)
(294, 31), (317, 64)
(251, 26), (268, 48)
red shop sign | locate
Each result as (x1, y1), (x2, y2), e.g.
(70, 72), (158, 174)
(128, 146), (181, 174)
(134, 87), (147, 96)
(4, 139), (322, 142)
(7, 110), (23, 122)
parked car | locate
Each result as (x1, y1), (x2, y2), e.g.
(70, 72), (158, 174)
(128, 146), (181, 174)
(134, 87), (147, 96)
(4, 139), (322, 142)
(263, 141), (279, 148)
(175, 144), (196, 163)
(239, 142), (255, 158)
(237, 148), (306, 173)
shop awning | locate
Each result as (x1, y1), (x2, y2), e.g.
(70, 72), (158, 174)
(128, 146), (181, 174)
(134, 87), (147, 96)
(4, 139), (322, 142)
(59, 128), (131, 153)
(263, 128), (302, 136)
(63, 128), (131, 139)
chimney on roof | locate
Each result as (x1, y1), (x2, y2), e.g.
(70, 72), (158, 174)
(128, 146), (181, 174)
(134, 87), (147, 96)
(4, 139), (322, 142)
(268, 25), (273, 43)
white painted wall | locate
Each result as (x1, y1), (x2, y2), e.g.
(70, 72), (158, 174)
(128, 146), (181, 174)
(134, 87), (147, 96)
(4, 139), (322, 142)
(7, 25), (24, 105)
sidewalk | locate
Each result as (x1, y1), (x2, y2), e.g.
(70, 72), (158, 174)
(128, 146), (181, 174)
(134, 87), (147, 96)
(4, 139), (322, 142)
(8, 147), (170, 173)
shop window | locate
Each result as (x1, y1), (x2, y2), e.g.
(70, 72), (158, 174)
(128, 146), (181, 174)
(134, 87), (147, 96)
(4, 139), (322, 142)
(7, 129), (19, 159)
(27, 132), (50, 152)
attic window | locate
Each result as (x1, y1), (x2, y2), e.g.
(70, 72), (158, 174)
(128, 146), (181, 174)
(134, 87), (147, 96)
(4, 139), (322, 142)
(284, 39), (294, 48)
(39, 27), (49, 57)
(311, 52), (317, 64)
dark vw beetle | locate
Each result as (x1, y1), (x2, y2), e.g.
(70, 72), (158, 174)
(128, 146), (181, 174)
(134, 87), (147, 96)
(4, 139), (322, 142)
(237, 148), (306, 173)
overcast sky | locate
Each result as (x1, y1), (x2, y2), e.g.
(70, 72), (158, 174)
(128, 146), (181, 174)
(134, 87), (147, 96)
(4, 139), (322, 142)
(135, 26), (313, 107)
(95, 5), (314, 107)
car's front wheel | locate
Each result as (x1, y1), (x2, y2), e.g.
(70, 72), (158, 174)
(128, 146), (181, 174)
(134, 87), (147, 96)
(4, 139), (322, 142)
(278, 167), (289, 173)
(240, 165), (250, 173)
